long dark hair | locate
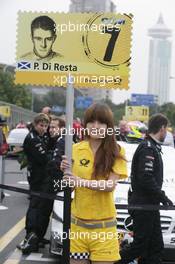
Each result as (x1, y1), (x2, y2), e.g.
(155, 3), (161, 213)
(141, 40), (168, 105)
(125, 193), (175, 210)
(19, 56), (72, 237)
(84, 103), (121, 179)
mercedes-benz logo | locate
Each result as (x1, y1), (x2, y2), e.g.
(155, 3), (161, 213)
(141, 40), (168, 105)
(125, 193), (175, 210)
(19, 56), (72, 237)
(124, 216), (133, 232)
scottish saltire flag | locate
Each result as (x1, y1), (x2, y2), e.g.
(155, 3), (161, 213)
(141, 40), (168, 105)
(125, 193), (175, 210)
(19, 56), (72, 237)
(18, 61), (31, 70)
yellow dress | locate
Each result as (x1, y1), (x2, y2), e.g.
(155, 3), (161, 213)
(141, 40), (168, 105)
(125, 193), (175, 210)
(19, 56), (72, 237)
(70, 140), (128, 262)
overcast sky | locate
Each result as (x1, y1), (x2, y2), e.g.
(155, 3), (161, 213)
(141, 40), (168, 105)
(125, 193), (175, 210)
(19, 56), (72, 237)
(0, 0), (175, 104)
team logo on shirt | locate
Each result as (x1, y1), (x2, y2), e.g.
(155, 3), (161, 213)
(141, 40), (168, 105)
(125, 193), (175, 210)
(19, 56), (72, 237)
(124, 216), (133, 232)
(79, 159), (90, 167)
(145, 155), (155, 160)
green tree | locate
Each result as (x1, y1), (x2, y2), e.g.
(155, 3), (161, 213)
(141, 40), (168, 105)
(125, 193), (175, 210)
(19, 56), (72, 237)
(150, 102), (175, 127)
(102, 99), (125, 124)
(44, 88), (66, 107)
(33, 96), (46, 113)
(33, 88), (66, 113)
(74, 109), (85, 120)
(74, 99), (125, 125)
(159, 103), (175, 127)
(0, 71), (31, 109)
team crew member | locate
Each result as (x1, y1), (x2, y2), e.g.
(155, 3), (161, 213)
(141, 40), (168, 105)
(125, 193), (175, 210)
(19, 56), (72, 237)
(48, 116), (65, 151)
(61, 103), (127, 263)
(19, 113), (53, 254)
(47, 116), (65, 192)
(117, 114), (173, 264)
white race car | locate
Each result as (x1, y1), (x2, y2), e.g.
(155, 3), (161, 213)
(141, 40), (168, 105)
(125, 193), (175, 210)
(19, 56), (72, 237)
(116, 141), (175, 262)
(7, 128), (29, 155)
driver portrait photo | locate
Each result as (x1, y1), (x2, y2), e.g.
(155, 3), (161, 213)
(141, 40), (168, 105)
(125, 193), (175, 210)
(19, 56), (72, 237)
(20, 15), (63, 62)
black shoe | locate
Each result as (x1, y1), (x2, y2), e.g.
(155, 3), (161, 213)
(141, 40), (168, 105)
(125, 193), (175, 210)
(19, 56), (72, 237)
(17, 235), (47, 251)
(21, 232), (39, 255)
(16, 239), (27, 250)
(38, 238), (50, 248)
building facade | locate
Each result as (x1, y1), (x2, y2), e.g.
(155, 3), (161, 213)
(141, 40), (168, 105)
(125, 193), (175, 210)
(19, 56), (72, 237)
(70, 0), (116, 101)
(70, 0), (116, 13)
(147, 14), (172, 105)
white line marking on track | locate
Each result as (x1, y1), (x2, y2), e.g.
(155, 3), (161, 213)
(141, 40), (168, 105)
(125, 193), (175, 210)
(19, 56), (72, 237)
(26, 253), (57, 262)
(0, 205), (8, 210)
(0, 217), (25, 252)
(3, 249), (21, 264)
(4, 193), (10, 197)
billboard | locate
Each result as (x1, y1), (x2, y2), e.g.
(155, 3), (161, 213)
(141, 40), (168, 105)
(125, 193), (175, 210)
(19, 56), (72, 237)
(125, 106), (149, 122)
(75, 96), (93, 109)
(15, 12), (133, 89)
(131, 93), (157, 106)
(0, 106), (11, 118)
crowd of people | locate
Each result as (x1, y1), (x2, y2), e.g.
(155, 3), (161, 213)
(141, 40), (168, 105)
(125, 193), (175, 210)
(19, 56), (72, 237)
(1, 103), (173, 264)
(117, 119), (175, 148)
